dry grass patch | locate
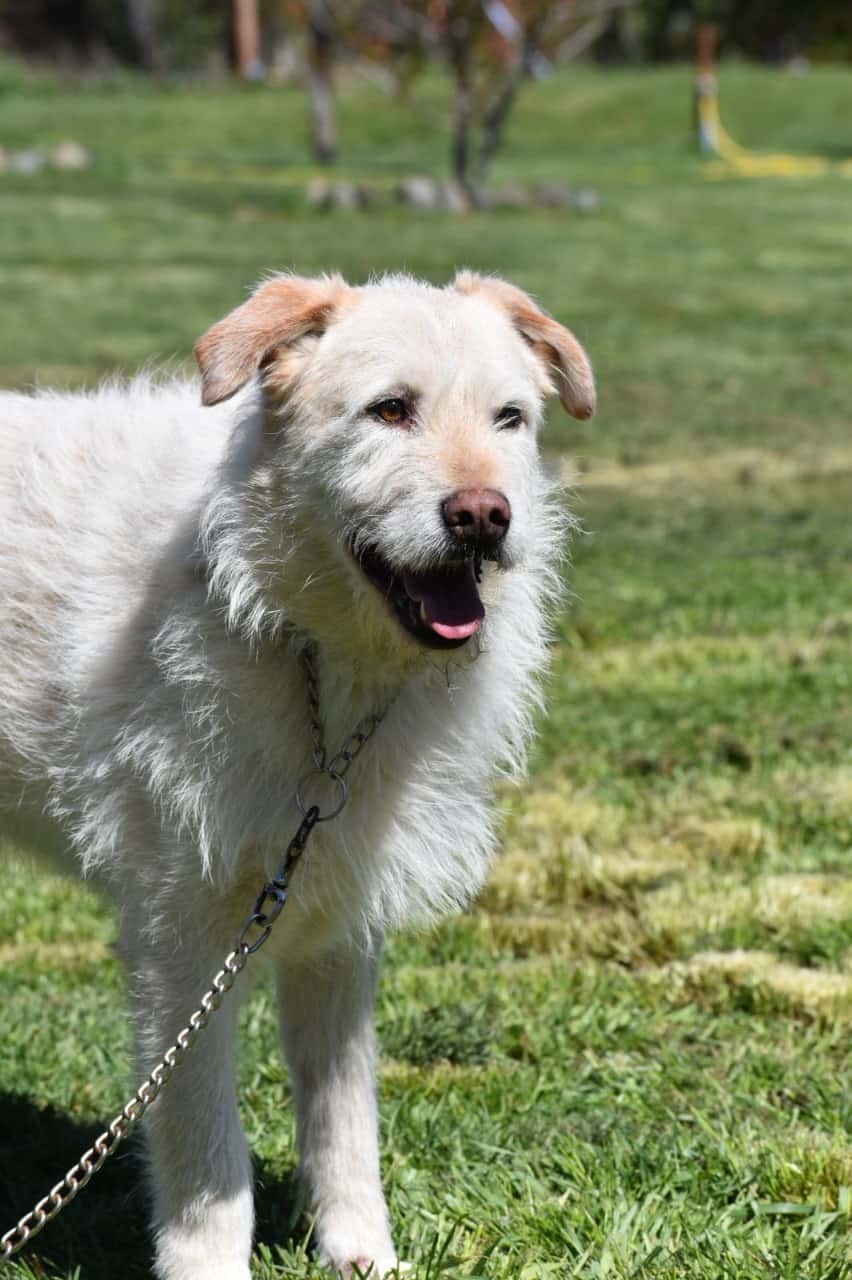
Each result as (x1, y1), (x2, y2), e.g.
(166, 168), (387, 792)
(777, 763), (852, 819)
(756, 874), (852, 929)
(761, 1127), (852, 1208)
(380, 1060), (506, 1085)
(475, 869), (756, 963)
(668, 816), (777, 863)
(676, 950), (852, 1022)
(561, 629), (849, 693)
(0, 939), (111, 970)
(568, 445), (852, 497)
(475, 907), (655, 960)
(482, 837), (685, 914)
(487, 771), (852, 969)
(491, 778), (774, 914)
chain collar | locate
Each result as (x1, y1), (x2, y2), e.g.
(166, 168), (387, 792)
(295, 641), (392, 822)
(240, 638), (393, 952)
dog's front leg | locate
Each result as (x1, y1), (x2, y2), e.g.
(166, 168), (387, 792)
(277, 938), (397, 1277)
(123, 920), (254, 1280)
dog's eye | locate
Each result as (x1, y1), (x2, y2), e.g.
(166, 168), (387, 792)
(495, 405), (524, 430)
(370, 398), (410, 426)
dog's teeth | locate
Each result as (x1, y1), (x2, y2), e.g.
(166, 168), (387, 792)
(419, 601), (428, 625)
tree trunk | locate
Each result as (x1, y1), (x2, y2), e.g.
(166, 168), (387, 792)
(307, 0), (337, 165)
(125, 0), (164, 71)
(234, 0), (263, 79)
(475, 9), (550, 188)
(445, 4), (480, 206)
(475, 66), (523, 187)
(451, 77), (475, 189)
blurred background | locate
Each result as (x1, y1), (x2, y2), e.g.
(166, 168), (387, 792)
(1, 5), (851, 1279)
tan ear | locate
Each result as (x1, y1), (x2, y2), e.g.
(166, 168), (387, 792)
(454, 271), (595, 421)
(194, 273), (352, 406)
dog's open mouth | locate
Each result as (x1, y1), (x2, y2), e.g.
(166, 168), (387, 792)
(353, 545), (485, 649)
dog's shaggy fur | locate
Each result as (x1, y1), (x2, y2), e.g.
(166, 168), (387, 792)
(0, 272), (594, 1278)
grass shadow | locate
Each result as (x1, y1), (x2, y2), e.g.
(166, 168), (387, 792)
(0, 1092), (303, 1278)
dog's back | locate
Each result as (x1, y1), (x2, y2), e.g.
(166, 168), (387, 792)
(0, 380), (236, 863)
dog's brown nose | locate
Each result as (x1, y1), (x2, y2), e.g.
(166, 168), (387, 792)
(442, 488), (511, 552)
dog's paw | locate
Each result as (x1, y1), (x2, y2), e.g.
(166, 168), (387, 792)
(339, 1258), (411, 1279)
(312, 1195), (402, 1278)
(315, 1233), (402, 1278)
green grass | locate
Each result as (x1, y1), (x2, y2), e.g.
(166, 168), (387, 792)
(1, 60), (851, 1279)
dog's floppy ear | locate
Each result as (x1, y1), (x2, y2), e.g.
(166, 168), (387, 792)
(453, 271), (595, 421)
(194, 273), (352, 406)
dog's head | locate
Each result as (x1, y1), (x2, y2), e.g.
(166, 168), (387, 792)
(195, 273), (594, 661)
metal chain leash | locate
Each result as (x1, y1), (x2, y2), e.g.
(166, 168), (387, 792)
(1, 643), (390, 1263)
(0, 935), (256, 1262)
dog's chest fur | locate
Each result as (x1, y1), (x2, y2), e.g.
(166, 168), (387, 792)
(91, 612), (513, 944)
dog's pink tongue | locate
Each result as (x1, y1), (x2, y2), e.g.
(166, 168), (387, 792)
(403, 562), (484, 640)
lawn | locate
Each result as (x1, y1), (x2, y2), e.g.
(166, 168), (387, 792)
(1, 59), (851, 1279)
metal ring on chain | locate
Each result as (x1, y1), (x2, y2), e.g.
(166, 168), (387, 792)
(295, 767), (348, 821)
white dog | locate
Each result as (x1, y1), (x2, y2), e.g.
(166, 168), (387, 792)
(0, 272), (594, 1278)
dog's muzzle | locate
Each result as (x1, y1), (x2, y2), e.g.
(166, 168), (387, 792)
(351, 490), (511, 649)
(351, 546), (486, 649)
